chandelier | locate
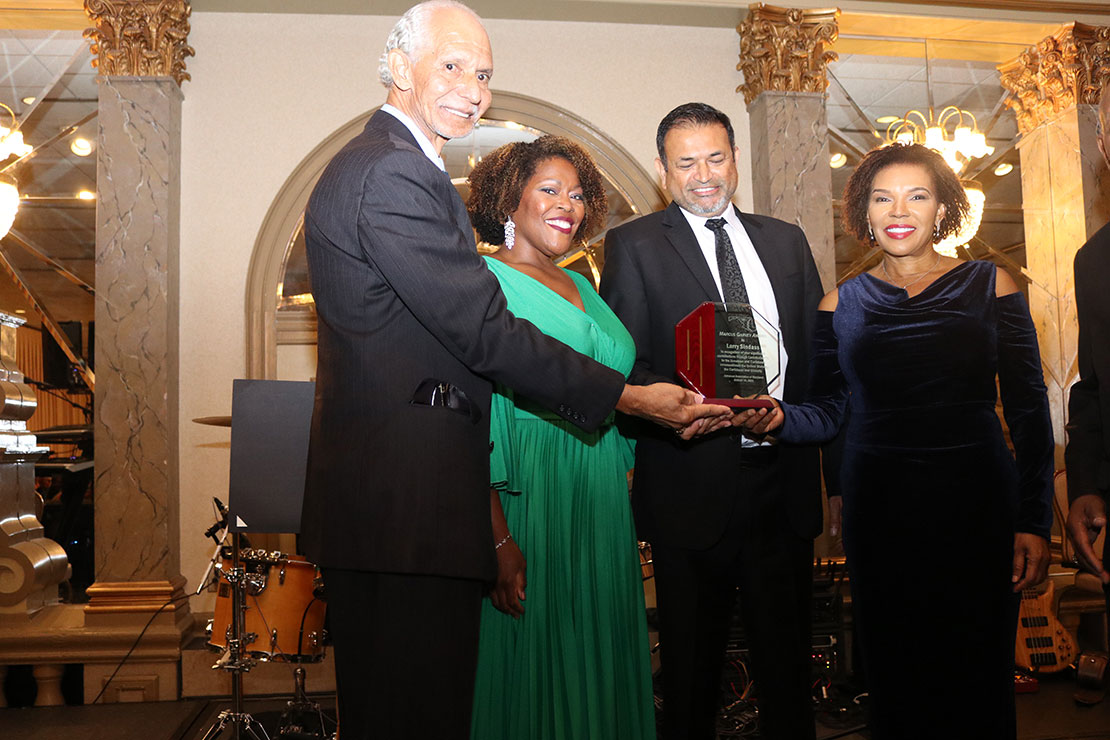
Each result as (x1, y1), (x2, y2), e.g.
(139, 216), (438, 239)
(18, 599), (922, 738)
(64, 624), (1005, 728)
(0, 103), (31, 240)
(933, 180), (985, 258)
(882, 106), (991, 256)
(884, 106), (994, 175)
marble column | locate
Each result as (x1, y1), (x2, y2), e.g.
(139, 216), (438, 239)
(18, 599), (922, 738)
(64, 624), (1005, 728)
(82, 72), (190, 704)
(748, 91), (835, 291)
(738, 4), (839, 292)
(1000, 23), (1110, 461)
(91, 75), (183, 596)
(80, 0), (195, 702)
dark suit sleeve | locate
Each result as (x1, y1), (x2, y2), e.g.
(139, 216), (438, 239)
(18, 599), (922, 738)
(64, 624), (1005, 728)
(357, 150), (624, 430)
(1066, 247), (1107, 501)
(599, 227), (672, 388)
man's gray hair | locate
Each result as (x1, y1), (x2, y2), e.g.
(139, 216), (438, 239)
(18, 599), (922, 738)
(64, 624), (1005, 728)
(378, 0), (481, 87)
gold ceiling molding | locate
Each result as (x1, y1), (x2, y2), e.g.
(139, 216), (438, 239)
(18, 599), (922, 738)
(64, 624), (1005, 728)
(999, 22), (1110, 134)
(848, 0), (1110, 14)
(83, 0), (194, 85)
(0, 1), (85, 28)
(737, 3), (840, 105)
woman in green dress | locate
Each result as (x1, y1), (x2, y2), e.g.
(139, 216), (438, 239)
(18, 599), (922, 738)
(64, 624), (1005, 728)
(466, 135), (655, 740)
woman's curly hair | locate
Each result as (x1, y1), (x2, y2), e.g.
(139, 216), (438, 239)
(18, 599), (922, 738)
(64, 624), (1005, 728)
(841, 143), (970, 245)
(467, 134), (609, 247)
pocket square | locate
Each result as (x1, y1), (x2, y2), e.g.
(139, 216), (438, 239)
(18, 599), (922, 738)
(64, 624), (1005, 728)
(410, 378), (481, 424)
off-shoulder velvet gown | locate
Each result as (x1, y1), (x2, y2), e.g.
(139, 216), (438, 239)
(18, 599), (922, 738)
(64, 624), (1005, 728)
(470, 257), (655, 740)
(780, 261), (1054, 739)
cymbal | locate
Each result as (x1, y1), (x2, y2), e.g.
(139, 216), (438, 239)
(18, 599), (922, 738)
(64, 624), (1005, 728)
(193, 416), (232, 427)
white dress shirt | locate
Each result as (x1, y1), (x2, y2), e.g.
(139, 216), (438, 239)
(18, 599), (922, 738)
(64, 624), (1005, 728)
(380, 103), (447, 172)
(678, 205), (789, 407)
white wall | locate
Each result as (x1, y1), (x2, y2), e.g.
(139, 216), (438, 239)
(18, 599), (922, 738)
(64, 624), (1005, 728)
(178, 11), (751, 602)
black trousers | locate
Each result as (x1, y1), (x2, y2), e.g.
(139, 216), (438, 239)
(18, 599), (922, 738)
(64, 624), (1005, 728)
(321, 568), (484, 740)
(651, 452), (816, 740)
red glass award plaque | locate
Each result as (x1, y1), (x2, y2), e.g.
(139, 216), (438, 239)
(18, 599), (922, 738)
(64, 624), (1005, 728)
(674, 301), (780, 408)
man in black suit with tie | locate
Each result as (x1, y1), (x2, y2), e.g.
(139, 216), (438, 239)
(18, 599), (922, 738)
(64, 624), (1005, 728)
(601, 102), (824, 740)
(299, 5), (729, 739)
(1065, 82), (1110, 603)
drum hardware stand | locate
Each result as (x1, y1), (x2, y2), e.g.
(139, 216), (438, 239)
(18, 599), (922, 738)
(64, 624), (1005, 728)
(201, 526), (270, 740)
(276, 665), (332, 739)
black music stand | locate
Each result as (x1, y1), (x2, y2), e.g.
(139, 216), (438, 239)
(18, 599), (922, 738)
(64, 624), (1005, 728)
(202, 379), (315, 740)
(228, 378), (315, 534)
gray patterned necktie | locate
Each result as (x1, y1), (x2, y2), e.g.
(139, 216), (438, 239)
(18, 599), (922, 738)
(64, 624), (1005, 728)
(705, 217), (765, 381)
(706, 218), (750, 306)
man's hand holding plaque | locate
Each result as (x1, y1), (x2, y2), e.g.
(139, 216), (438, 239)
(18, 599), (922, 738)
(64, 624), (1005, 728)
(675, 301), (781, 409)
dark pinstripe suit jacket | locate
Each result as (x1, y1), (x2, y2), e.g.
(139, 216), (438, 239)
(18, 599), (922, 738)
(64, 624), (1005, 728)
(1067, 220), (1110, 504)
(299, 110), (624, 581)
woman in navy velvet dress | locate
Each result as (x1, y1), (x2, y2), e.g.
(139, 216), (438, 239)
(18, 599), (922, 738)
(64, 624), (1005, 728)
(743, 143), (1054, 739)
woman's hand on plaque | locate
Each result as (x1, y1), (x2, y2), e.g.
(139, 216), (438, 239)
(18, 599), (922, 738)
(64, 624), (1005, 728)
(733, 396), (784, 435)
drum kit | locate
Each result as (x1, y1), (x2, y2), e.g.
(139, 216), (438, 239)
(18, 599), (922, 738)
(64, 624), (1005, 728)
(194, 415), (334, 740)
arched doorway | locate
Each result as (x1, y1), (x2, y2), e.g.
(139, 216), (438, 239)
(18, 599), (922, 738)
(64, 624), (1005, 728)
(244, 91), (663, 381)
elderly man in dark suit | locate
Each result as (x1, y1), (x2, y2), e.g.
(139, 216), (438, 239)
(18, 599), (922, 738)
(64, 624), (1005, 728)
(1065, 82), (1110, 603)
(601, 102), (824, 740)
(298, 4), (729, 738)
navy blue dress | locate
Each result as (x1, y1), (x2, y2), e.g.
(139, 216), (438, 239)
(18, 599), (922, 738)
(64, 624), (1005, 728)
(780, 260), (1054, 739)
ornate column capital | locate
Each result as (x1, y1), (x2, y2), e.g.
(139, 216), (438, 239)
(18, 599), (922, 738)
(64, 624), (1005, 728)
(999, 22), (1110, 134)
(737, 3), (840, 105)
(83, 0), (194, 85)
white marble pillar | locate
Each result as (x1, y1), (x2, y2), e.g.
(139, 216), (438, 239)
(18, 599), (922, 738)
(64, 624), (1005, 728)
(81, 75), (189, 703)
(738, 5), (839, 292)
(748, 91), (836, 291)
(1013, 107), (1109, 461)
(92, 76), (182, 590)
(1000, 23), (1110, 462)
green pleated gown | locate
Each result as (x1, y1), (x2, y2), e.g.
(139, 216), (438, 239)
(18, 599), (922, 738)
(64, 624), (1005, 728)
(470, 257), (655, 740)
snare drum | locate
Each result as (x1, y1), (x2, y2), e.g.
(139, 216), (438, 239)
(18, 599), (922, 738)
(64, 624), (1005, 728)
(208, 549), (327, 662)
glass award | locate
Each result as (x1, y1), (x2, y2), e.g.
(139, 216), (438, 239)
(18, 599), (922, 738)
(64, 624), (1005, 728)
(674, 301), (781, 408)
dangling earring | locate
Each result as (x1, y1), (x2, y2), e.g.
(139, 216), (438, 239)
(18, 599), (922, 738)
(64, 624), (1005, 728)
(933, 223), (940, 243)
(867, 224), (875, 244)
(504, 217), (515, 250)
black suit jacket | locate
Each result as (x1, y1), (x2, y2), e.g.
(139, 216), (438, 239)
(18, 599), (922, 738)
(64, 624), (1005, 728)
(299, 110), (625, 581)
(600, 202), (823, 548)
(1066, 220), (1110, 503)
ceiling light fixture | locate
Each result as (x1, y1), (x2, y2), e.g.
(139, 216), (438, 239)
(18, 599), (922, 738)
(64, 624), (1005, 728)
(883, 106), (994, 175)
(0, 103), (32, 240)
(77, 190), (95, 201)
(830, 152), (847, 169)
(0, 175), (20, 239)
(21, 96), (34, 106)
(0, 108), (32, 163)
(993, 162), (1013, 177)
(934, 180), (985, 258)
(70, 137), (93, 157)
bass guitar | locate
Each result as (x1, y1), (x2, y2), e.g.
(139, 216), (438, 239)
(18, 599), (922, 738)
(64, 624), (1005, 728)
(1014, 581), (1076, 673)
